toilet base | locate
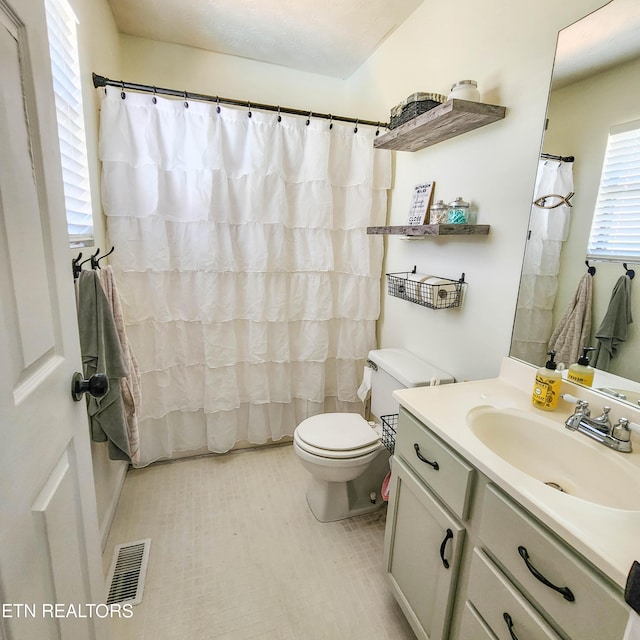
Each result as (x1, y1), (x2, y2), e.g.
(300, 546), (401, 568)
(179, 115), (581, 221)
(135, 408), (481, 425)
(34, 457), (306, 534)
(305, 449), (390, 523)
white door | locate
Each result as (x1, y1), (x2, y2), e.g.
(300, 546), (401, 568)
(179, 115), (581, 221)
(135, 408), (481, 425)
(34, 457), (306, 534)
(0, 1), (107, 639)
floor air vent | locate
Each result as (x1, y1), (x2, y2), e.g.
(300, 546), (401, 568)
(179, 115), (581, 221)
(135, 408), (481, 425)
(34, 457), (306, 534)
(105, 539), (151, 606)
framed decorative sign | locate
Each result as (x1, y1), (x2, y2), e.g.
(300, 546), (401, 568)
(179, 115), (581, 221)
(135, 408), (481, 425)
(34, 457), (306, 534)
(407, 181), (435, 225)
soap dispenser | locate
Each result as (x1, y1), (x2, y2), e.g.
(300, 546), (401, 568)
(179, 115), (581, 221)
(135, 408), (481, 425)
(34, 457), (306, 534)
(532, 350), (562, 411)
(567, 347), (596, 387)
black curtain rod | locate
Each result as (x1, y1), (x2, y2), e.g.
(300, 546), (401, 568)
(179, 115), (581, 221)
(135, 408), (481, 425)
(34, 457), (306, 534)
(541, 152), (574, 162)
(92, 73), (388, 131)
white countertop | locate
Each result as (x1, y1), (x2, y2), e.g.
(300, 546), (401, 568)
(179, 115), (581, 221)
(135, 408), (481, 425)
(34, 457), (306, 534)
(393, 357), (640, 589)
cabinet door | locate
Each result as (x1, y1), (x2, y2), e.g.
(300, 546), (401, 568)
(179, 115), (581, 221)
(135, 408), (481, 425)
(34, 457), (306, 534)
(384, 457), (465, 640)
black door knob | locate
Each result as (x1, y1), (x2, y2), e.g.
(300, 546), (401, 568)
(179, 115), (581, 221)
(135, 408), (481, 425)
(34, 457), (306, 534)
(71, 372), (109, 401)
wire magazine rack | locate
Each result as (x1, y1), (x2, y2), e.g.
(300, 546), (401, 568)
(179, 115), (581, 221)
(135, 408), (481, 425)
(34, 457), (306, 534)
(386, 268), (466, 310)
(381, 414), (398, 454)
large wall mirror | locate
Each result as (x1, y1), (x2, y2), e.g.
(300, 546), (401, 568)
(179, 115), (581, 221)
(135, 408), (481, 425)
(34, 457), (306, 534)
(510, 0), (640, 405)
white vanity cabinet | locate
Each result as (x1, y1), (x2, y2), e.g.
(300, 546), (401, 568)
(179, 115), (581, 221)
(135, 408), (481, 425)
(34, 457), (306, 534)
(385, 407), (629, 640)
(475, 485), (628, 640)
(383, 409), (474, 640)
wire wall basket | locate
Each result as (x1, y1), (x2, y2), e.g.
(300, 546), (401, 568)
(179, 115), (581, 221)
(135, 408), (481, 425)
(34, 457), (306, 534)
(386, 270), (466, 310)
(381, 414), (398, 454)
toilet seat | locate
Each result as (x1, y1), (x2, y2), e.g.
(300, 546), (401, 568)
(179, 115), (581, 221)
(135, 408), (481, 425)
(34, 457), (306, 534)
(294, 413), (381, 460)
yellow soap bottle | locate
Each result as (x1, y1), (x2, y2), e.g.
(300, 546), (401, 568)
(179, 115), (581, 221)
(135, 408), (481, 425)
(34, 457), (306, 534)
(567, 347), (596, 387)
(532, 350), (562, 411)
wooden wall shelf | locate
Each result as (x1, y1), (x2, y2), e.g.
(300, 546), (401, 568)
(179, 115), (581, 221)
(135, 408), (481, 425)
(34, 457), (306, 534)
(374, 99), (506, 152)
(367, 224), (490, 236)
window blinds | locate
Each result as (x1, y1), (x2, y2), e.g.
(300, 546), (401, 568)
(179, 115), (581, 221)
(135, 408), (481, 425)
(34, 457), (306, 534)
(44, 0), (94, 247)
(587, 119), (640, 262)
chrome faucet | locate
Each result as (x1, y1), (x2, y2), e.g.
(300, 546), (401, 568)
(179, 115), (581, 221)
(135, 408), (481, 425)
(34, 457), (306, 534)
(565, 402), (632, 453)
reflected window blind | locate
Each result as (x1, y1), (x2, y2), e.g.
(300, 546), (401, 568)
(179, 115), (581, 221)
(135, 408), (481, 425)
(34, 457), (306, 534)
(587, 119), (640, 262)
(44, 0), (94, 247)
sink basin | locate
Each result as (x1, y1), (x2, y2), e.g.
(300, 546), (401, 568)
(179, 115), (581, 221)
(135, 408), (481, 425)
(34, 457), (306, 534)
(466, 406), (640, 511)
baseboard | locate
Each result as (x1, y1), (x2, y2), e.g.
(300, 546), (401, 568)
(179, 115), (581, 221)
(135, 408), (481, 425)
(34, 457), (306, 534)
(100, 461), (128, 551)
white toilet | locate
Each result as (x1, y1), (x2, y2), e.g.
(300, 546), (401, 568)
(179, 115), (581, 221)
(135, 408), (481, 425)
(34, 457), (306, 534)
(293, 348), (454, 522)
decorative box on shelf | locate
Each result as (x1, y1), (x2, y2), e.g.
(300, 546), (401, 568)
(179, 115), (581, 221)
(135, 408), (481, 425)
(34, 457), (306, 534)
(387, 270), (466, 310)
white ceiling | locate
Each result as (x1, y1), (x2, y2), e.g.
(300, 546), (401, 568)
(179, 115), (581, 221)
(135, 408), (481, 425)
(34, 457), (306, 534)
(106, 0), (424, 79)
(553, 0), (640, 88)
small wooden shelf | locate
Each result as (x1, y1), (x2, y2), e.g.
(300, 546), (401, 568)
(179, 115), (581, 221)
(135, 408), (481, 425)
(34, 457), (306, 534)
(367, 224), (490, 236)
(374, 99), (506, 152)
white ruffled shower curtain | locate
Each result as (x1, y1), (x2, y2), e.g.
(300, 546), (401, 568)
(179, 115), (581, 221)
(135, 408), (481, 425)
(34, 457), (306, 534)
(512, 159), (574, 366)
(98, 88), (391, 466)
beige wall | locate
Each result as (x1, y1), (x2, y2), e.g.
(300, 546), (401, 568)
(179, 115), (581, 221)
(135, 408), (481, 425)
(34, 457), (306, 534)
(119, 35), (349, 116)
(545, 56), (640, 380)
(345, 0), (607, 382)
(68, 0), (126, 549)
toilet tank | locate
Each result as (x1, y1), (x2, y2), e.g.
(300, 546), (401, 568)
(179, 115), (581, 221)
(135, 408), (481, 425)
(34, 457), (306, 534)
(367, 348), (454, 420)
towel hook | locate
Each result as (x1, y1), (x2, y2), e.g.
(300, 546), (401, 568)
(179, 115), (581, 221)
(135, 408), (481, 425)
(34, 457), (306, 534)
(585, 260), (596, 276)
(94, 246), (115, 269)
(624, 263), (635, 279)
(72, 252), (83, 279)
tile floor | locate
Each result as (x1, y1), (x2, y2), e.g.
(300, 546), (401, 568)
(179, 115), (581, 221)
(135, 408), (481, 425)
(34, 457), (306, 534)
(104, 443), (416, 639)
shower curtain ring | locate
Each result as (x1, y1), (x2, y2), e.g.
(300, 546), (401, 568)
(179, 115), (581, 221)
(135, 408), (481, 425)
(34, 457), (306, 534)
(277, 106), (281, 122)
(375, 121), (380, 136)
(329, 114), (333, 130)
(216, 96), (221, 113)
(247, 102), (252, 118)
(306, 112), (312, 126)
(152, 86), (157, 104)
(120, 80), (125, 100)
(183, 91), (189, 109)
(354, 119), (359, 134)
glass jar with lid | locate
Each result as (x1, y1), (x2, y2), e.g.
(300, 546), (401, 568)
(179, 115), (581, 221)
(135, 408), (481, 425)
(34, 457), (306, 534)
(429, 200), (448, 224)
(448, 80), (480, 102)
(447, 197), (470, 224)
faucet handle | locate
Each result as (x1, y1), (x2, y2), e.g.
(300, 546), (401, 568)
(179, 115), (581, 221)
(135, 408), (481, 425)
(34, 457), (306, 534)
(575, 400), (590, 416)
(613, 418), (631, 443)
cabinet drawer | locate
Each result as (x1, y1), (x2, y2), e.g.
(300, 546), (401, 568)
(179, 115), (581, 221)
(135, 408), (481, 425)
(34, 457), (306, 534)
(459, 602), (496, 640)
(479, 485), (627, 640)
(465, 547), (561, 640)
(395, 407), (474, 519)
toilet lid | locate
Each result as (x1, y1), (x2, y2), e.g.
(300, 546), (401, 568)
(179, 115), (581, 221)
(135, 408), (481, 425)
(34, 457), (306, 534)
(296, 413), (379, 452)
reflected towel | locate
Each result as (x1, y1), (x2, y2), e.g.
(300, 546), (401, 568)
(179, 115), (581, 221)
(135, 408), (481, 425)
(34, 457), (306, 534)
(593, 274), (633, 370)
(548, 272), (592, 366)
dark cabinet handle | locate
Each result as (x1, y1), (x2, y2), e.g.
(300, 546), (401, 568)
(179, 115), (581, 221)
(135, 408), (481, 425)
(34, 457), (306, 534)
(414, 443), (439, 470)
(439, 528), (453, 569)
(503, 613), (519, 640)
(518, 546), (575, 602)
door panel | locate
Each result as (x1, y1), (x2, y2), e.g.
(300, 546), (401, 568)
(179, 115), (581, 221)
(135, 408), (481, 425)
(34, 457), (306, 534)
(0, 1), (106, 638)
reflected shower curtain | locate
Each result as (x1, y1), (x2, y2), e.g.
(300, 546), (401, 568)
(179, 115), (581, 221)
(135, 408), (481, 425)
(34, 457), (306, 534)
(512, 159), (573, 366)
(98, 89), (391, 466)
